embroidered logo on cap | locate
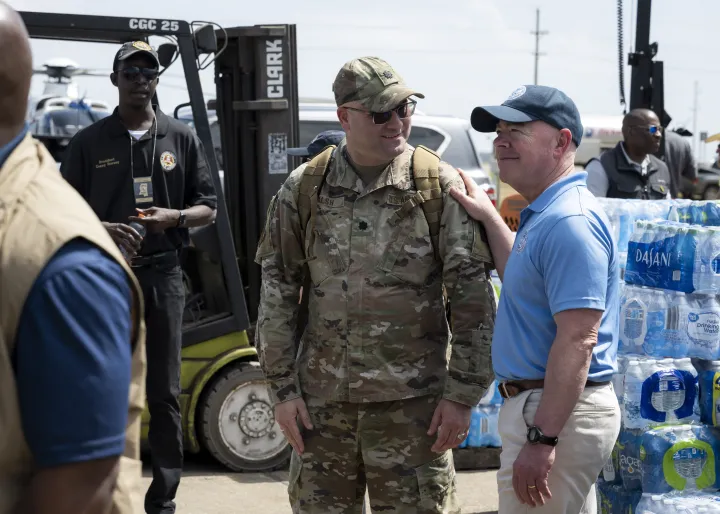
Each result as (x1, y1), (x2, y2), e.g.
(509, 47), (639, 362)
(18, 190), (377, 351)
(506, 86), (527, 102)
(132, 41), (153, 51)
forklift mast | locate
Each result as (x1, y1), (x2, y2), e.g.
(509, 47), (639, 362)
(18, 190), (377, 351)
(212, 25), (300, 323)
(20, 11), (251, 345)
(624, 0), (671, 129)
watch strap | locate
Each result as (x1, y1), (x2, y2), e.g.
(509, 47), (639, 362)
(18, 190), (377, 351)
(527, 425), (558, 446)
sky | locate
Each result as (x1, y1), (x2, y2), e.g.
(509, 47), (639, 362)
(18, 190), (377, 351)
(12, 0), (720, 162)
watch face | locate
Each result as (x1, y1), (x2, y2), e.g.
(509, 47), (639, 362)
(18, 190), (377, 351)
(528, 426), (539, 442)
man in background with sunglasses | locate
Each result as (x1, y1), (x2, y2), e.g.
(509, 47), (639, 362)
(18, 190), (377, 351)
(60, 41), (217, 514)
(255, 56), (496, 513)
(585, 108), (671, 199)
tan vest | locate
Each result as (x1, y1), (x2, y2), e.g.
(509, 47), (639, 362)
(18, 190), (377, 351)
(0, 134), (147, 513)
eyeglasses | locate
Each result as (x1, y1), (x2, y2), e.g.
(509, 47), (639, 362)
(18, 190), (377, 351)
(344, 100), (417, 125)
(120, 66), (159, 82)
(632, 124), (662, 135)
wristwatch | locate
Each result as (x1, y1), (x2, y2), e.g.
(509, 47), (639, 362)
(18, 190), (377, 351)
(527, 425), (558, 447)
(176, 210), (186, 227)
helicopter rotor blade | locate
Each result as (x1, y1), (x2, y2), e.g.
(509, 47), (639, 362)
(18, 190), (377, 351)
(72, 69), (111, 77)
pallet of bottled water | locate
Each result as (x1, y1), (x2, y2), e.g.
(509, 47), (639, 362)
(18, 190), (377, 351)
(601, 323), (720, 510)
(597, 199), (720, 282)
(623, 221), (720, 294)
(619, 284), (720, 360)
(597, 199), (720, 250)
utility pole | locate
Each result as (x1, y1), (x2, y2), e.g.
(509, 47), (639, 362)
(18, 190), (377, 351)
(531, 8), (548, 85)
(692, 80), (699, 158)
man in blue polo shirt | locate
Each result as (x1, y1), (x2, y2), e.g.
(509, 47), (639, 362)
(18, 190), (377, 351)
(451, 85), (621, 514)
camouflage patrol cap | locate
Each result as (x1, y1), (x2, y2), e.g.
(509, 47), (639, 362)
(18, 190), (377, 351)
(333, 56), (425, 113)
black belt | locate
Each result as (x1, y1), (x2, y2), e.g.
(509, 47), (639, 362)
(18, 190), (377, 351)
(498, 378), (611, 399)
(130, 250), (179, 269)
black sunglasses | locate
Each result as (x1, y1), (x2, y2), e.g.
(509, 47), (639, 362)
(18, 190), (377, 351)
(120, 66), (159, 82)
(344, 100), (417, 125)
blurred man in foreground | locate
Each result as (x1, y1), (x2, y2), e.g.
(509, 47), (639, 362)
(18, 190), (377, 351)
(0, 3), (146, 513)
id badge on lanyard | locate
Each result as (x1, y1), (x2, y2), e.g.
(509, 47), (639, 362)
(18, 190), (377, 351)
(134, 176), (154, 205)
(131, 120), (157, 207)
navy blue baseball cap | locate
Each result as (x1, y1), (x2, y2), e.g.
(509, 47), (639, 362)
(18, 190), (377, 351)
(470, 85), (584, 147)
(287, 130), (346, 157)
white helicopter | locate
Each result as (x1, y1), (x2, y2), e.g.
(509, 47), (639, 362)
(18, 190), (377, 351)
(28, 57), (112, 125)
(28, 58), (113, 162)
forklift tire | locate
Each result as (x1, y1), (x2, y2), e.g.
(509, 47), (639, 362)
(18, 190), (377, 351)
(704, 186), (720, 200)
(199, 361), (291, 472)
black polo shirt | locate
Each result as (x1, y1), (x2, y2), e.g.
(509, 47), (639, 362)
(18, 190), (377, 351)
(61, 106), (217, 256)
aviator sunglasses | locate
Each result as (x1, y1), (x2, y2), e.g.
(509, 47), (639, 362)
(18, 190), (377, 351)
(344, 99), (417, 125)
(120, 66), (159, 82)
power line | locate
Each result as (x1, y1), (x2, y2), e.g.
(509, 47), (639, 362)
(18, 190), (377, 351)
(297, 45), (532, 55)
(531, 8), (549, 85)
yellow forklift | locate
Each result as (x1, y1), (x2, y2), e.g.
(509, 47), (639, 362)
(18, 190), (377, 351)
(20, 11), (301, 472)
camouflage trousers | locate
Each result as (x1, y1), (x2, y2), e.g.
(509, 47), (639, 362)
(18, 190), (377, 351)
(287, 394), (461, 514)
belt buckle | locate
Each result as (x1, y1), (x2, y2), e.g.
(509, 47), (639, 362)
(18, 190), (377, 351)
(499, 382), (511, 399)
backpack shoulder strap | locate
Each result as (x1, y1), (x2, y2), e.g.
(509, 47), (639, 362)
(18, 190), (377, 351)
(411, 145), (443, 260)
(297, 145), (335, 253)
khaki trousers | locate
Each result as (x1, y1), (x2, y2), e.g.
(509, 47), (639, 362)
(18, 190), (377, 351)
(497, 384), (621, 514)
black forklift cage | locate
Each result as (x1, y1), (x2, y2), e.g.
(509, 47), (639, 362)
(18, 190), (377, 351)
(19, 11), (250, 345)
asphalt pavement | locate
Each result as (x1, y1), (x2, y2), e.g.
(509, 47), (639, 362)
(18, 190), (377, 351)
(134, 453), (500, 513)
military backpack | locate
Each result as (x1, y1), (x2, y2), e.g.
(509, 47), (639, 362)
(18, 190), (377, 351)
(296, 144), (445, 260)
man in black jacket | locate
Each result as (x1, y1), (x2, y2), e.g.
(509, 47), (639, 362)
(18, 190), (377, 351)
(60, 41), (217, 514)
(586, 108), (671, 199)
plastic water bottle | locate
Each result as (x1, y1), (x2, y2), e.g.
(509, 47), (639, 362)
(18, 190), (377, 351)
(694, 228), (712, 292)
(708, 228), (720, 292)
(675, 225), (690, 287)
(613, 355), (629, 404)
(699, 361), (720, 426)
(644, 289), (670, 358)
(687, 294), (720, 360)
(620, 286), (649, 354)
(475, 404), (501, 447)
(696, 228), (716, 292)
(627, 220), (647, 277)
(668, 204), (681, 223)
(675, 357), (701, 423)
(636, 493), (664, 514)
(616, 202), (633, 253)
(468, 405), (484, 447)
(119, 221), (146, 261)
(623, 359), (646, 429)
(667, 292), (691, 358)
(618, 428), (643, 491)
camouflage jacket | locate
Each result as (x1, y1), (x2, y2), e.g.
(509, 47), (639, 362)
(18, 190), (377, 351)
(255, 141), (496, 406)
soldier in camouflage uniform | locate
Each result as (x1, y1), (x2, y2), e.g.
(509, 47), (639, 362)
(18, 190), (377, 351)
(255, 56), (497, 514)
